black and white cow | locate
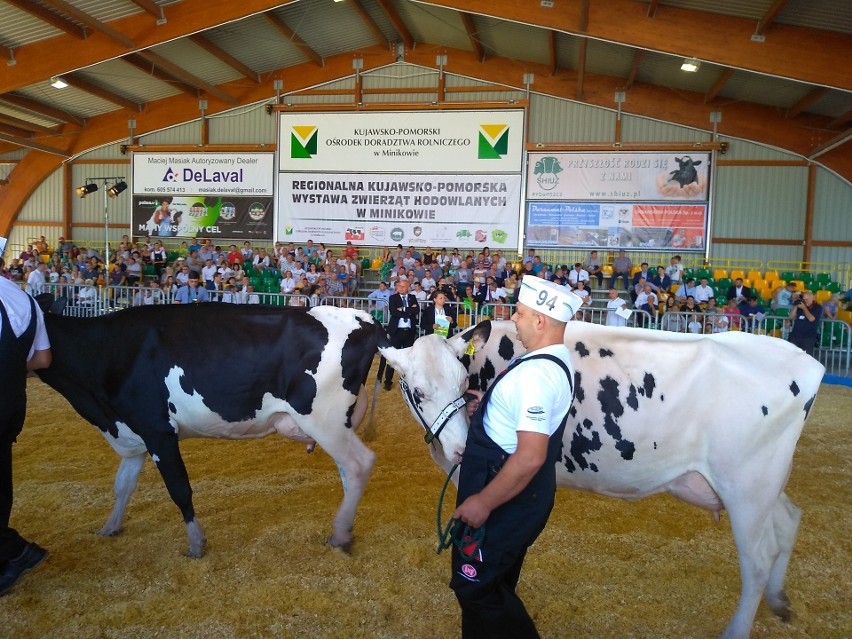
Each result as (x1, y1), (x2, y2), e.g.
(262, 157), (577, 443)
(668, 155), (702, 187)
(417, 320), (823, 639)
(37, 304), (470, 557)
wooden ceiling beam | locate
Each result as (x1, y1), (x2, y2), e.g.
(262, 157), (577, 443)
(375, 0), (415, 51)
(548, 30), (557, 76)
(646, 0), (660, 18)
(808, 127), (852, 160)
(0, 133), (69, 157)
(576, 37), (587, 100)
(0, 122), (35, 138)
(827, 108), (852, 130)
(188, 34), (261, 83)
(624, 48), (642, 91)
(263, 13), (324, 67)
(754, 0), (792, 37)
(0, 0), (298, 95)
(424, 0), (852, 91)
(349, 0), (388, 47)
(2, 0), (87, 39)
(127, 0), (165, 18)
(60, 75), (143, 112)
(704, 68), (734, 104)
(123, 55), (201, 97)
(459, 12), (485, 62)
(39, 0), (135, 48)
(578, 0), (590, 33)
(136, 50), (239, 105)
(786, 87), (829, 119)
(0, 113), (59, 136)
(0, 94), (85, 127)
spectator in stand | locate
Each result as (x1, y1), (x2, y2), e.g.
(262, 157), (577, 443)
(726, 278), (752, 305)
(252, 248), (271, 273)
(280, 271), (297, 295)
(455, 260), (472, 290)
(205, 273), (226, 301)
(449, 249), (463, 272)
(609, 249), (632, 290)
(632, 262), (653, 288)
(585, 250), (604, 287)
(174, 273), (209, 303)
(738, 295), (766, 333)
(240, 241), (253, 262)
(659, 296), (684, 332)
(680, 295), (700, 317)
(722, 298), (742, 330)
(822, 292), (840, 320)
(503, 272), (518, 301)
(551, 266), (567, 286)
(368, 281), (391, 312)
(675, 277), (697, 303)
(605, 288), (629, 327)
(665, 255), (684, 286)
(125, 256), (143, 286)
(227, 245), (242, 265)
(530, 256), (544, 275)
(686, 314), (703, 334)
(411, 281), (428, 303)
(56, 236), (73, 258)
(412, 259), (427, 282)
(693, 277), (714, 305)
(567, 263), (590, 290)
(771, 282), (797, 311)
(201, 259), (217, 285)
(788, 291), (822, 356)
(522, 248), (536, 269)
(651, 266), (671, 293)
(635, 283), (658, 318)
(175, 262), (191, 287)
(26, 263), (47, 296)
(630, 277), (648, 304)
(573, 280), (592, 308)
(538, 263), (553, 282)
(422, 291), (456, 337)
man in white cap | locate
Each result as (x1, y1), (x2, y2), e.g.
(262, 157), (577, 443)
(450, 277), (581, 639)
(0, 238), (52, 595)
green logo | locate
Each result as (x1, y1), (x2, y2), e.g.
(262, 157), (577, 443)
(285, 226), (294, 235)
(491, 229), (507, 244)
(291, 126), (317, 159)
(478, 124), (508, 159)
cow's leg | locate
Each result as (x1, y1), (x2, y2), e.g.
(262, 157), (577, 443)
(315, 427), (375, 553)
(98, 453), (146, 537)
(144, 433), (206, 558)
(763, 492), (801, 622)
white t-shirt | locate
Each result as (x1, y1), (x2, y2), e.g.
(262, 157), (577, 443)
(483, 343), (574, 454)
(0, 277), (51, 358)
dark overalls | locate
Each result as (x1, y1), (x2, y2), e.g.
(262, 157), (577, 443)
(0, 295), (37, 564)
(451, 353), (573, 639)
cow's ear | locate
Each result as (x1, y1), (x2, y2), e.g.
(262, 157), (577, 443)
(378, 345), (412, 379)
(448, 320), (492, 358)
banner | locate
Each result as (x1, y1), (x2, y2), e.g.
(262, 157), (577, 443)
(132, 196), (273, 240)
(131, 152), (274, 239)
(527, 152), (711, 201)
(278, 173), (520, 248)
(526, 202), (707, 250)
(280, 110), (525, 173)
(278, 109), (526, 248)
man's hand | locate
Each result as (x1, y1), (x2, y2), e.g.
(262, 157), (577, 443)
(464, 389), (483, 417)
(453, 494), (491, 529)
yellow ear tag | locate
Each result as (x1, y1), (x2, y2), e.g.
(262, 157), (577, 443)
(464, 341), (475, 356)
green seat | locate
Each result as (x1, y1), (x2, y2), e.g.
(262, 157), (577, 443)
(167, 251), (179, 262)
(683, 268), (694, 280)
(242, 263), (253, 275)
(143, 265), (156, 277)
(780, 271), (797, 283)
(361, 257), (370, 270)
(261, 269), (276, 279)
(696, 268), (712, 280)
(815, 273), (832, 286)
(774, 308), (790, 318)
(825, 282), (841, 293)
(249, 276), (263, 289)
(716, 278), (732, 291)
(797, 272), (813, 284)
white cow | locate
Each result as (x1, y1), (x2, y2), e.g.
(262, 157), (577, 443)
(402, 320), (824, 639)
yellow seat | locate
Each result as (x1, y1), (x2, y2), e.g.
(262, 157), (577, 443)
(713, 269), (729, 280)
(370, 258), (383, 269)
(747, 270), (763, 283)
(730, 269), (745, 281)
(601, 265), (613, 276)
(815, 290), (832, 304)
(838, 310), (852, 324)
(790, 279), (806, 292)
(759, 287), (773, 301)
(750, 278), (764, 291)
(764, 271), (780, 287)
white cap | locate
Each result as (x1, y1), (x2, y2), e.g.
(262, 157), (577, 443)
(518, 278), (583, 323)
(0, 237), (6, 258)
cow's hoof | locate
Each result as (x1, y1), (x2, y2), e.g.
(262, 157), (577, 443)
(185, 547), (206, 559)
(97, 527), (123, 537)
(768, 592), (793, 623)
(326, 535), (352, 555)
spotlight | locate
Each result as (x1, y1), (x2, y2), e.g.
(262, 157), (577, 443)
(107, 181), (127, 198)
(50, 76), (68, 89)
(76, 183), (98, 198)
(680, 58), (700, 73)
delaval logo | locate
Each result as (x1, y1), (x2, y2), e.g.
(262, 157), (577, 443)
(291, 126), (318, 159)
(161, 166), (244, 183)
(478, 124), (509, 159)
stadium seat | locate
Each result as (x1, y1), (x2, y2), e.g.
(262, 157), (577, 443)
(716, 277), (732, 291)
(763, 271), (780, 287)
(747, 270), (763, 284)
(696, 268), (712, 280)
(825, 282), (842, 293)
(780, 271), (797, 283)
(730, 269), (746, 281)
(759, 287), (774, 301)
(774, 308), (790, 318)
(713, 269), (728, 281)
(815, 273), (832, 287)
(838, 310), (852, 324)
(683, 267), (694, 280)
(790, 280), (806, 292)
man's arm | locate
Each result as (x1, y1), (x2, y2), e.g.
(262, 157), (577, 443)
(453, 431), (548, 529)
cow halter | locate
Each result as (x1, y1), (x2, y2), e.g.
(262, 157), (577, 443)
(398, 377), (467, 445)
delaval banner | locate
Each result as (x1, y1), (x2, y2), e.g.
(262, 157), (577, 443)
(277, 110), (525, 248)
(527, 152), (711, 201)
(131, 153), (275, 240)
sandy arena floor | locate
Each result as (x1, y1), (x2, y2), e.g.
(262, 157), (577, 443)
(0, 372), (849, 639)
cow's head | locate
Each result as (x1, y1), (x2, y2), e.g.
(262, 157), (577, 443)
(380, 324), (492, 463)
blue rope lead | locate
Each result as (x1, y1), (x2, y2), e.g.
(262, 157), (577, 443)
(436, 463), (485, 559)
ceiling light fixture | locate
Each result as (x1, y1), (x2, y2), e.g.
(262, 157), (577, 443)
(76, 183), (98, 198)
(681, 58), (700, 73)
(50, 76), (68, 89)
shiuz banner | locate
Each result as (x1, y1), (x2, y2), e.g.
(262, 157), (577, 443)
(278, 109), (525, 249)
(525, 152), (711, 251)
(131, 152), (275, 240)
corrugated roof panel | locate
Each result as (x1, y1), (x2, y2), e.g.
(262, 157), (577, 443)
(14, 82), (123, 119)
(778, 0), (852, 35)
(202, 14), (310, 74)
(528, 93), (615, 143)
(0, 3), (64, 48)
(149, 39), (244, 87)
(208, 102), (277, 144)
(809, 90), (852, 119)
(585, 38), (636, 78)
(77, 58), (179, 104)
(0, 102), (61, 129)
(722, 71), (814, 111)
(395, 0), (470, 51)
(621, 115), (708, 144)
(273, 1), (380, 58)
(475, 15), (549, 66)
(359, 0), (401, 42)
(636, 50), (719, 94)
(812, 169), (852, 240)
(717, 135), (802, 162)
(363, 63), (439, 90)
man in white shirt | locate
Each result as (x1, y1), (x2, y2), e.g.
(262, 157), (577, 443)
(665, 255), (683, 285)
(694, 277), (714, 304)
(566, 263), (589, 290)
(605, 288), (629, 327)
(26, 263), (47, 296)
(201, 259), (217, 284)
